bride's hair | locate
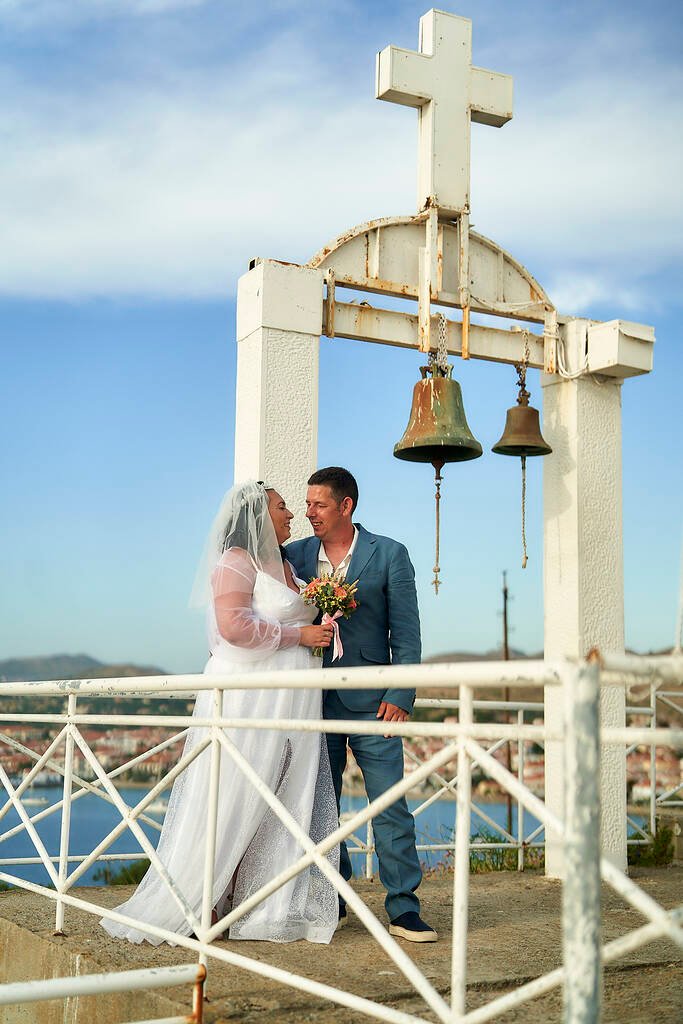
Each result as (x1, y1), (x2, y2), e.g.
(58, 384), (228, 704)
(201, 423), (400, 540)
(190, 480), (282, 608)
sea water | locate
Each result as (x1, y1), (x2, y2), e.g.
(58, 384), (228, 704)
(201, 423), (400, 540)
(0, 784), (548, 888)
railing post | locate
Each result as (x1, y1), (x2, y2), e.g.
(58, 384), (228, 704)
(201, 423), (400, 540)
(199, 688), (223, 975)
(451, 683), (472, 1020)
(649, 682), (656, 837)
(562, 656), (602, 1023)
(517, 708), (525, 871)
(54, 693), (76, 935)
(192, 963), (207, 1023)
(365, 819), (374, 879)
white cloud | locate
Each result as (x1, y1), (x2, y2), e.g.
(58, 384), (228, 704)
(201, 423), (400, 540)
(468, 41), (683, 313)
(0, 13), (680, 313)
(0, 61), (414, 298)
(544, 272), (648, 318)
(0, 0), (208, 26)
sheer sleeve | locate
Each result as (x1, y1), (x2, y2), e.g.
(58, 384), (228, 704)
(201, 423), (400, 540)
(210, 548), (301, 651)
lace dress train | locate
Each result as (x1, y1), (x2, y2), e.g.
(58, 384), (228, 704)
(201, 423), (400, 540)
(101, 561), (339, 945)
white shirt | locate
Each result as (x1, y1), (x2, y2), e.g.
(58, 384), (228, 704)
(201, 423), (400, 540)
(317, 526), (359, 579)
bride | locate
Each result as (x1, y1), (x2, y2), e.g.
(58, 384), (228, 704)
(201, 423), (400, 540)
(101, 480), (339, 945)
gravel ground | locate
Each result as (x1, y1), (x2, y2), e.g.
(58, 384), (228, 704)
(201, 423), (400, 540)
(0, 867), (681, 1023)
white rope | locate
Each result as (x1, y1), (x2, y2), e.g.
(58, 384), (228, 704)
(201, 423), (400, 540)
(470, 293), (545, 311)
(556, 333), (589, 379)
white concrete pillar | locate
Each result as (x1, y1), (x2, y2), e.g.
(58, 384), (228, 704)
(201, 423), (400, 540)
(235, 260), (324, 538)
(542, 318), (627, 877)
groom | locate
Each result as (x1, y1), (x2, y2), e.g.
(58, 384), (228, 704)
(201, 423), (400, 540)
(287, 466), (437, 942)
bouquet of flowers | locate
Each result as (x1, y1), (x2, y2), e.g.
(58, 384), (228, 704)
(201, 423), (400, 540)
(301, 573), (359, 659)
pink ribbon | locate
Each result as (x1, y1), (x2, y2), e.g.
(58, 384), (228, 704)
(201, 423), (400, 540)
(322, 610), (344, 662)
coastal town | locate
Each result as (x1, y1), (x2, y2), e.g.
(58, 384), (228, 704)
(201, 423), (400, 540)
(3, 710), (681, 807)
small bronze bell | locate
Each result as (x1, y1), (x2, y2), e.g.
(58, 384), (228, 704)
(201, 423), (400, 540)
(394, 362), (482, 593)
(492, 404), (552, 457)
(492, 359), (552, 568)
(394, 364), (483, 465)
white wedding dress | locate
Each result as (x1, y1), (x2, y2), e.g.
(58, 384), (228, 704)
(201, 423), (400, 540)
(101, 552), (339, 945)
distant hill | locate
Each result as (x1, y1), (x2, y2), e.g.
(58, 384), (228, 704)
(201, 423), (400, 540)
(419, 648), (542, 704)
(0, 654), (181, 717)
(424, 645), (677, 664)
(0, 654), (165, 682)
(424, 647), (542, 664)
(419, 647), (681, 723)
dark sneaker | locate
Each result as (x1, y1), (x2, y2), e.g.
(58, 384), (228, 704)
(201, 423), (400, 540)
(389, 911), (438, 943)
(336, 904), (348, 931)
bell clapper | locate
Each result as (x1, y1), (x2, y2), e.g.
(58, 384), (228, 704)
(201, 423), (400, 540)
(492, 332), (552, 569)
(432, 460), (444, 594)
(521, 455), (528, 569)
(517, 341), (530, 570)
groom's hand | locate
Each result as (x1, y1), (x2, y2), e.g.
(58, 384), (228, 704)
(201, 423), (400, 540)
(377, 701), (409, 738)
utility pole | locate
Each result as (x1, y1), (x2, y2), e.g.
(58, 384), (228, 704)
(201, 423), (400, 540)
(502, 571), (510, 660)
(675, 530), (683, 653)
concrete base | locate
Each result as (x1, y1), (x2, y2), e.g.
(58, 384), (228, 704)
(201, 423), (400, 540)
(1, 871), (681, 1023)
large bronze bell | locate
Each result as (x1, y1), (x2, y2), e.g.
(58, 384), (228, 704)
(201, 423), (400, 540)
(394, 363), (482, 594)
(393, 364), (483, 466)
(492, 404), (552, 457)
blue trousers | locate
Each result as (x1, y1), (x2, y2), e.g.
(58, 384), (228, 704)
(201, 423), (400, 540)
(324, 690), (422, 920)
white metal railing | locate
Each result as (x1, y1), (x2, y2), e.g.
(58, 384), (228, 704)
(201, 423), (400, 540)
(336, 680), (678, 876)
(2, 692), (671, 878)
(343, 696), (545, 876)
(0, 654), (682, 1024)
(625, 686), (683, 850)
(393, 682), (679, 871)
(0, 964), (206, 1024)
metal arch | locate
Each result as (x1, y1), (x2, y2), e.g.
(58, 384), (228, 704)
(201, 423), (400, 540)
(307, 213), (554, 324)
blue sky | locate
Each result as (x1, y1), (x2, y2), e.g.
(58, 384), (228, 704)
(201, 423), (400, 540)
(1, 0), (681, 673)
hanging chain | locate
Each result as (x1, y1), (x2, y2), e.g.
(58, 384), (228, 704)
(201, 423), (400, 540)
(437, 313), (449, 372)
(514, 332), (531, 406)
(429, 313), (450, 377)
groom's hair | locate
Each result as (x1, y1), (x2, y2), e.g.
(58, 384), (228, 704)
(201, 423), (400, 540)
(308, 467), (358, 513)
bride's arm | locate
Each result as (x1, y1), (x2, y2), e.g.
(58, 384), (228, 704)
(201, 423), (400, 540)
(211, 548), (301, 651)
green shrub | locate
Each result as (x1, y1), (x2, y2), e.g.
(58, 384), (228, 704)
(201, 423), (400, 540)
(627, 824), (674, 867)
(93, 860), (149, 885)
(421, 825), (544, 875)
(469, 827), (544, 873)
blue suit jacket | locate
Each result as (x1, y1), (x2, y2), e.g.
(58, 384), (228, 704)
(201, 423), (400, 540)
(286, 524), (421, 714)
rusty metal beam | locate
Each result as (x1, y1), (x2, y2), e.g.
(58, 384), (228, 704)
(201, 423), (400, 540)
(323, 300), (545, 368)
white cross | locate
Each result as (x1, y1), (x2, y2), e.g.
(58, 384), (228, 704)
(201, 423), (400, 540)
(376, 9), (512, 216)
